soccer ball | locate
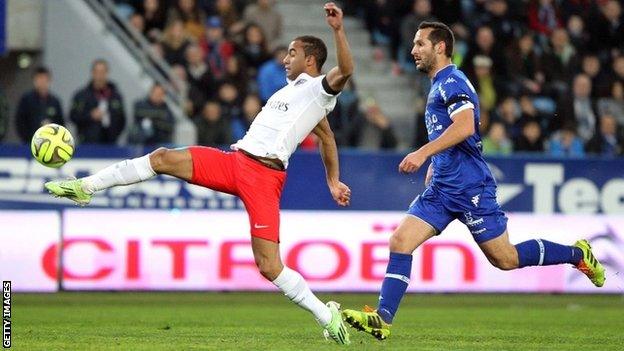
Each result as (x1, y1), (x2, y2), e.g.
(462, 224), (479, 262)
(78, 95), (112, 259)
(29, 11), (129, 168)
(31, 123), (75, 168)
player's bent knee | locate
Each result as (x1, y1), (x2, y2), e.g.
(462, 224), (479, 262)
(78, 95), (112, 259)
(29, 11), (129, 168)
(149, 147), (170, 174)
(389, 232), (412, 254)
(491, 255), (518, 271)
(255, 258), (283, 281)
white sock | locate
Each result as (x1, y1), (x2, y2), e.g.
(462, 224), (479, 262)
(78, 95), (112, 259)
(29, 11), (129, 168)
(272, 267), (332, 326)
(81, 155), (156, 194)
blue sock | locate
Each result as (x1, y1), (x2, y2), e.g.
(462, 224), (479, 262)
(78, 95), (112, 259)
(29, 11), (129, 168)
(515, 239), (583, 267)
(377, 252), (412, 324)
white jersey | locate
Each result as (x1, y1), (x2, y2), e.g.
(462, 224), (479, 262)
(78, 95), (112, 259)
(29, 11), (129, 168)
(231, 73), (338, 168)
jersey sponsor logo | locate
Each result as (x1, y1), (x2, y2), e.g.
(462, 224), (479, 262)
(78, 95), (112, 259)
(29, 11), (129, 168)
(267, 100), (289, 112)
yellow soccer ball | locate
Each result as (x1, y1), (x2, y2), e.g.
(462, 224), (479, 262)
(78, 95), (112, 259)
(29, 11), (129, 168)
(31, 123), (75, 168)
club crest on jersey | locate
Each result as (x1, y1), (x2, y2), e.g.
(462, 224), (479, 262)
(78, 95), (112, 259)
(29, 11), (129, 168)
(294, 78), (307, 86)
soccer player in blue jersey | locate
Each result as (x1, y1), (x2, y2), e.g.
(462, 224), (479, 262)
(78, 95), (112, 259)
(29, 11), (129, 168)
(342, 22), (605, 340)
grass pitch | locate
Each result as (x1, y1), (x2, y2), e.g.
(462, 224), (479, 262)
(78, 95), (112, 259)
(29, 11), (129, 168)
(11, 292), (624, 350)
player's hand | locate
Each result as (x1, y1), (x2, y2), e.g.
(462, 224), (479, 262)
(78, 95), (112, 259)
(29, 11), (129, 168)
(399, 149), (428, 174)
(324, 2), (343, 31)
(329, 181), (351, 207)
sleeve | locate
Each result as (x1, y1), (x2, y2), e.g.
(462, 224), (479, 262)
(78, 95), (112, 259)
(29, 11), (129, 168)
(313, 75), (339, 111)
(440, 76), (475, 119)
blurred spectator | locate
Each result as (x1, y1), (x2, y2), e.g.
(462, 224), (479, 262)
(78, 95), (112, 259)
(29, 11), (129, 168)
(15, 67), (64, 143)
(210, 0), (242, 31)
(238, 23), (271, 75)
(587, 0), (623, 56)
(171, 64), (203, 116)
(222, 55), (250, 97)
(129, 83), (174, 144)
(129, 13), (146, 37)
(140, 0), (167, 42)
(70, 59), (126, 144)
(482, 121), (512, 156)
(611, 56), (624, 87)
(470, 55), (498, 113)
(0, 88), (8, 142)
(548, 124), (585, 157)
(194, 100), (231, 146)
(200, 16), (236, 80)
(527, 0), (562, 38)
(161, 19), (192, 66)
(580, 54), (610, 98)
(243, 0), (283, 46)
(257, 45), (287, 103)
(514, 119), (544, 152)
(185, 43), (216, 101)
(354, 97), (398, 150)
(430, 0), (462, 28)
(478, 0), (521, 48)
(167, 0), (206, 41)
(506, 32), (543, 96)
(492, 96), (522, 140)
(586, 114), (623, 156)
(518, 95), (550, 132)
(556, 74), (597, 141)
(217, 80), (243, 121)
(328, 79), (361, 146)
(539, 28), (578, 97)
(566, 15), (589, 55)
(598, 80), (624, 125)
(463, 26), (507, 81)
(232, 93), (261, 140)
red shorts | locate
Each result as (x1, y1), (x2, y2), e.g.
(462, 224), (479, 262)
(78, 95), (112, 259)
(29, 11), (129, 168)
(188, 146), (287, 242)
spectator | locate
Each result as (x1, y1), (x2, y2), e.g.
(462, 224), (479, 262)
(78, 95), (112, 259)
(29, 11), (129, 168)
(580, 54), (610, 98)
(257, 45), (287, 103)
(611, 56), (624, 87)
(586, 114), (623, 156)
(328, 79), (361, 146)
(493, 96), (522, 140)
(478, 0), (521, 48)
(506, 32), (543, 96)
(482, 121), (512, 156)
(129, 13), (146, 37)
(161, 19), (192, 66)
(217, 80), (243, 121)
(129, 83), (175, 145)
(514, 119), (544, 152)
(353, 97), (398, 150)
(167, 0), (206, 41)
(193, 100), (231, 146)
(185, 43), (216, 101)
(211, 0), (241, 32)
(70, 59), (126, 144)
(518, 95), (550, 133)
(0, 88), (8, 142)
(200, 16), (236, 80)
(539, 28), (578, 97)
(232, 93), (261, 140)
(556, 73), (597, 141)
(238, 23), (271, 75)
(527, 0), (562, 39)
(221, 55), (250, 97)
(140, 0), (167, 42)
(566, 15), (589, 55)
(243, 0), (283, 46)
(598, 80), (624, 126)
(587, 0), (623, 56)
(463, 26), (508, 81)
(470, 55), (498, 113)
(171, 64), (203, 116)
(548, 124), (585, 157)
(15, 67), (64, 143)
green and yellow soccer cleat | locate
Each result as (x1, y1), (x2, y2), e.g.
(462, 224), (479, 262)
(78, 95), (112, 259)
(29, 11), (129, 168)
(574, 239), (605, 287)
(44, 179), (92, 206)
(323, 301), (350, 345)
(342, 305), (391, 341)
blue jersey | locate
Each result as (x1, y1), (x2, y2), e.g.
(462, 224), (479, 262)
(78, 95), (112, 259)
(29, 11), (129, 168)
(425, 64), (495, 194)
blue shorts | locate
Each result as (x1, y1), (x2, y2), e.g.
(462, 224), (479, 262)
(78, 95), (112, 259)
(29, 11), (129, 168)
(407, 185), (508, 244)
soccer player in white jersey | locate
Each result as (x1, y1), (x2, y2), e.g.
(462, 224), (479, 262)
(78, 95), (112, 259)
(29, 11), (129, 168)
(45, 2), (353, 344)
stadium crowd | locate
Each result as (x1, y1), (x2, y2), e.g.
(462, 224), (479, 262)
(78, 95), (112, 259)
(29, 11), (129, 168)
(4, 0), (624, 157)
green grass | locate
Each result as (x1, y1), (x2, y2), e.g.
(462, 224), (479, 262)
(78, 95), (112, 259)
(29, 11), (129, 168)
(11, 292), (624, 350)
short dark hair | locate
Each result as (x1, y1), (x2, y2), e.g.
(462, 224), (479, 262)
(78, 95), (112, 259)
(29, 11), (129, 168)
(33, 66), (50, 77)
(294, 35), (327, 71)
(418, 21), (454, 57)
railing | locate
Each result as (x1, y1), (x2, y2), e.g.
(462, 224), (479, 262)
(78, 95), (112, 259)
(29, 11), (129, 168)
(82, 0), (186, 120)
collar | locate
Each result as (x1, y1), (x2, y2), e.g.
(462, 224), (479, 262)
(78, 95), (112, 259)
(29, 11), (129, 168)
(432, 64), (455, 83)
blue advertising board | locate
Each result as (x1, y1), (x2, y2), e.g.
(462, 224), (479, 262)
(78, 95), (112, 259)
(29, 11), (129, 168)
(1, 145), (623, 213)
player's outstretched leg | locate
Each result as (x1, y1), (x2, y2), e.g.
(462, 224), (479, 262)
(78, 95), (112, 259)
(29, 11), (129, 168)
(344, 216), (435, 341)
(252, 237), (350, 345)
(480, 231), (605, 287)
(45, 147), (192, 205)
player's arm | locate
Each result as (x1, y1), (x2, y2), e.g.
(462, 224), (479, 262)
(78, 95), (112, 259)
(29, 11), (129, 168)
(313, 116), (351, 206)
(399, 109), (475, 173)
(323, 2), (354, 93)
